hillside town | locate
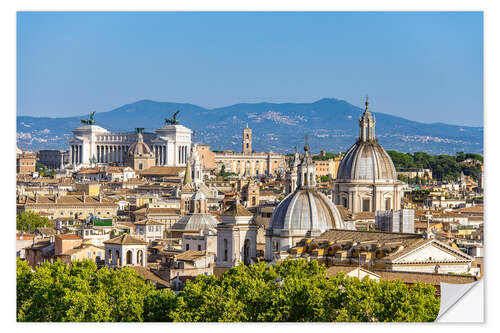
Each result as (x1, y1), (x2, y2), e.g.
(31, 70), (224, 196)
(16, 99), (484, 294)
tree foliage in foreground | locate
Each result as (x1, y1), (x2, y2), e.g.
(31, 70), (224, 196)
(16, 211), (51, 233)
(17, 258), (439, 322)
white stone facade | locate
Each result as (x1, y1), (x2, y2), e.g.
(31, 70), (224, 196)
(216, 214), (258, 268)
(104, 243), (147, 268)
(69, 123), (191, 169)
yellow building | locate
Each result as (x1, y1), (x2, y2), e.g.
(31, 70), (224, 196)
(75, 182), (100, 196)
(313, 159), (335, 179)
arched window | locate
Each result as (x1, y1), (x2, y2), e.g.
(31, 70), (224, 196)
(115, 250), (121, 266)
(137, 250), (143, 266)
(108, 249), (112, 264)
(126, 250), (132, 265)
(223, 239), (228, 261)
(385, 198), (391, 210)
(244, 239), (250, 265)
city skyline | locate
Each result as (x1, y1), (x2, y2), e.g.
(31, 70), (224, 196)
(17, 12), (483, 126)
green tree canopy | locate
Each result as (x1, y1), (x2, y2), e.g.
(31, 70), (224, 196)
(387, 150), (483, 182)
(16, 211), (51, 233)
(16, 258), (176, 322)
(17, 258), (440, 322)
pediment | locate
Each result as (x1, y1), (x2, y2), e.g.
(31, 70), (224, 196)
(393, 240), (471, 263)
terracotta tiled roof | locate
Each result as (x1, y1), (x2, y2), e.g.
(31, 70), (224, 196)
(374, 270), (477, 285)
(174, 250), (210, 262)
(221, 203), (253, 216)
(314, 229), (422, 245)
(129, 266), (170, 288)
(139, 166), (185, 176)
(134, 219), (165, 226)
(23, 195), (116, 206)
(454, 205), (483, 214)
(353, 212), (375, 219)
(55, 234), (82, 240)
(103, 234), (147, 245)
(326, 266), (381, 278)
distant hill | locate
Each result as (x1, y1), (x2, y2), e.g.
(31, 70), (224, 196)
(16, 98), (483, 155)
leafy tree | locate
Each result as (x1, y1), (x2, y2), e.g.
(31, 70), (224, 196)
(16, 259), (176, 322)
(17, 258), (440, 322)
(172, 259), (439, 322)
(16, 211), (51, 233)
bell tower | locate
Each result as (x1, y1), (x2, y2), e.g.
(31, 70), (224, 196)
(242, 123), (252, 154)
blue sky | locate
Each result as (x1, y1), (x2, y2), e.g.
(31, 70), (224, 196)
(17, 12), (483, 126)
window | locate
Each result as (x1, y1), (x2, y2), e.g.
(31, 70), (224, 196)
(198, 245), (202, 251)
(72, 255), (76, 260)
(274, 240), (279, 252)
(186, 244), (190, 251)
(87, 252), (92, 258)
(362, 199), (370, 212)
(385, 198), (391, 211)
(223, 239), (228, 261)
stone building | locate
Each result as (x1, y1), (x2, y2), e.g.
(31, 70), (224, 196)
(171, 190), (219, 237)
(333, 98), (405, 213)
(104, 234), (148, 268)
(125, 130), (156, 171)
(17, 193), (118, 220)
(242, 123), (252, 154)
(285, 147), (300, 195)
(37, 149), (69, 170)
(266, 144), (354, 261)
(215, 200), (258, 274)
(16, 150), (36, 175)
(288, 229), (474, 275)
(214, 124), (286, 177)
(68, 114), (191, 169)
(239, 178), (260, 208)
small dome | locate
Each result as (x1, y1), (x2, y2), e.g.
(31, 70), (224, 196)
(171, 214), (218, 232)
(268, 188), (347, 235)
(128, 133), (154, 157)
(336, 140), (397, 182)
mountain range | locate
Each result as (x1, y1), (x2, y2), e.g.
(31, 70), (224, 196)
(17, 98), (483, 155)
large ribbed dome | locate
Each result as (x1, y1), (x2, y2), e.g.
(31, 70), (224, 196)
(336, 140), (397, 182)
(268, 188), (346, 235)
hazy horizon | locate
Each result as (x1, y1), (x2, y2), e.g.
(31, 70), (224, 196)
(17, 12), (483, 127)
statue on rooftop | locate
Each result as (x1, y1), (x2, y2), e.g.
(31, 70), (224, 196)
(165, 110), (180, 125)
(80, 112), (96, 125)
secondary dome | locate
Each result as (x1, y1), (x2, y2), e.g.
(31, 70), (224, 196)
(269, 188), (346, 235)
(128, 132), (153, 157)
(171, 214), (219, 232)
